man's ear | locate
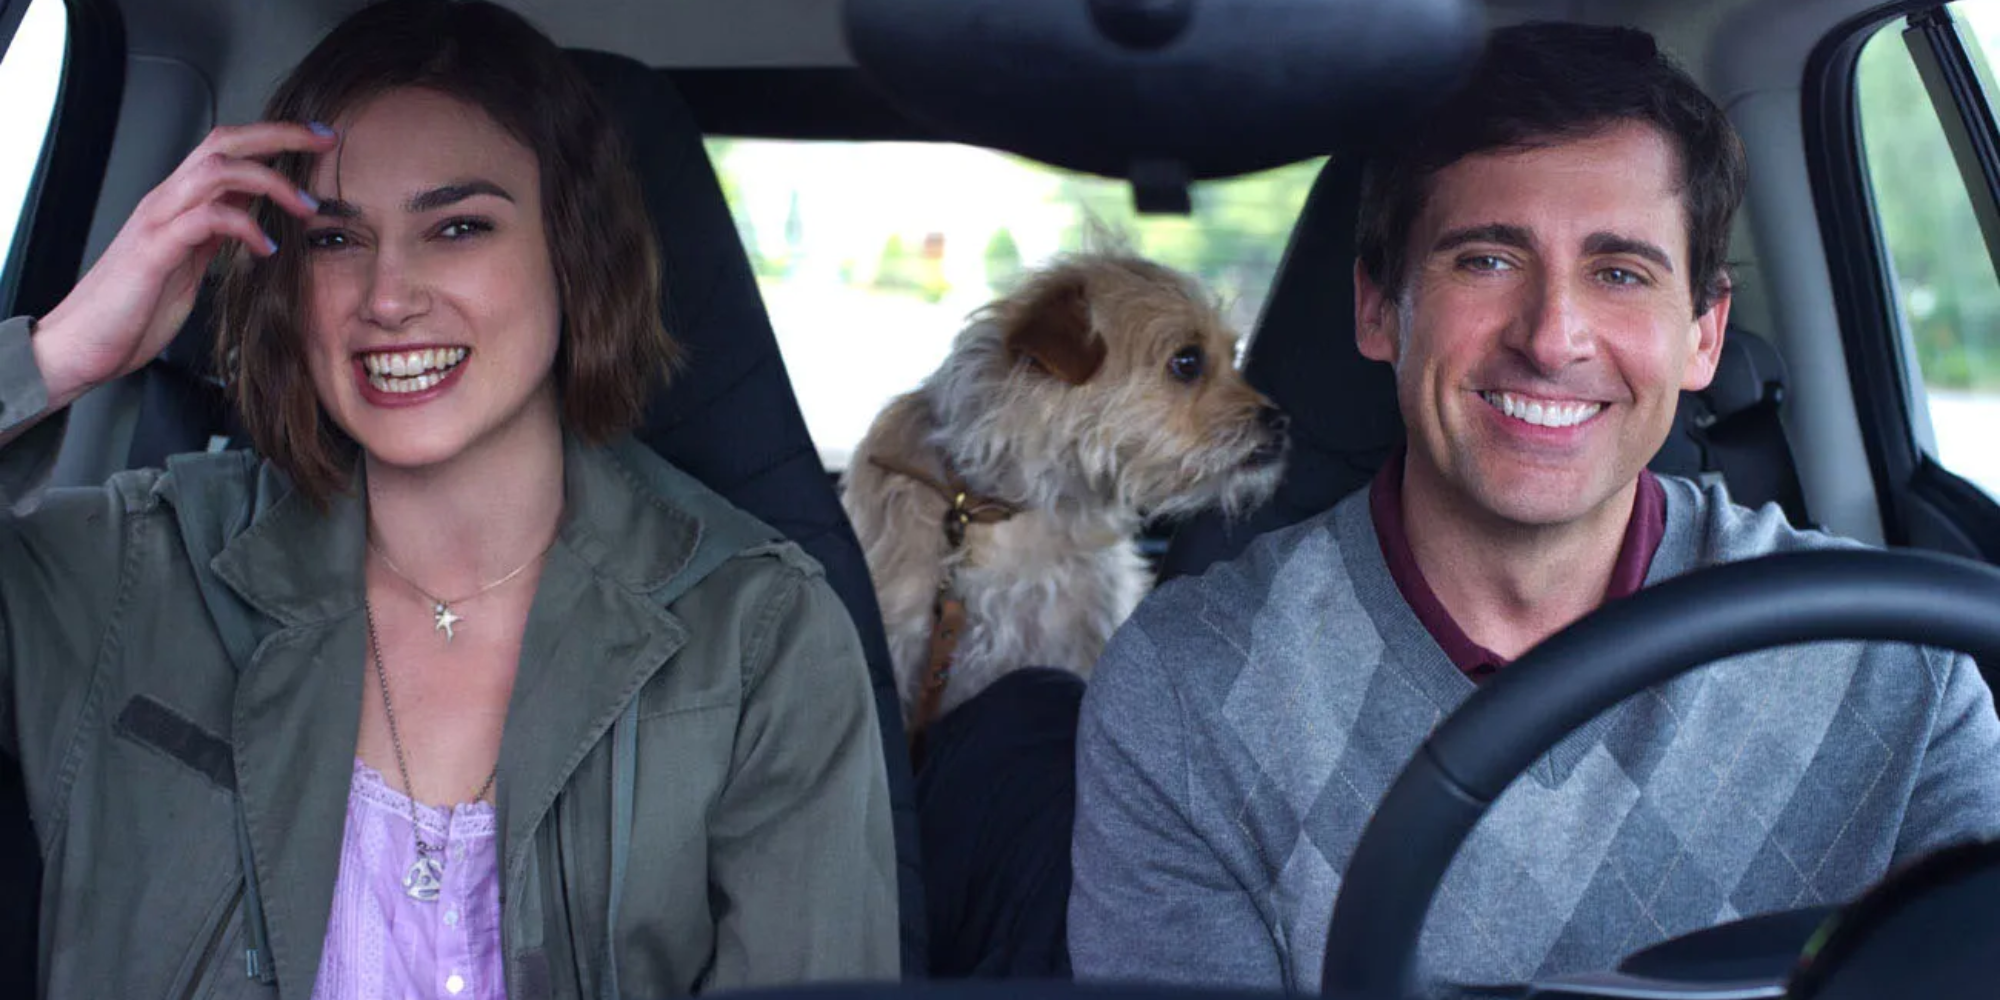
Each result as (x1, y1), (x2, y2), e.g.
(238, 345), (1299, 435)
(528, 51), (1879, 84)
(1680, 287), (1732, 392)
(1004, 275), (1105, 385)
(1355, 259), (1400, 365)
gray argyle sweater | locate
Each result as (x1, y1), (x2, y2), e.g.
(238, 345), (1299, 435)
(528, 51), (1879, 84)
(1070, 476), (2000, 994)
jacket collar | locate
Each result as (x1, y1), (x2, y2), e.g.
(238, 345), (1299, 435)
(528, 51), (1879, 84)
(203, 433), (704, 996)
(212, 433), (702, 627)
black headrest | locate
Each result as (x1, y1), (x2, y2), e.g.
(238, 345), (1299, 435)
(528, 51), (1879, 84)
(1157, 155), (1395, 581)
(1702, 328), (1789, 419)
(564, 50), (927, 974)
(1237, 155), (1399, 468)
(844, 0), (1484, 205)
(127, 291), (241, 468)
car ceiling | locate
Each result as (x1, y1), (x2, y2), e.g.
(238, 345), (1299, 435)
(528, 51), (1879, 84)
(114, 0), (1878, 125)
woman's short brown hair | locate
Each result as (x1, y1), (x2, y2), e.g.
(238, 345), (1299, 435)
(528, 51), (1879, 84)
(215, 0), (674, 505)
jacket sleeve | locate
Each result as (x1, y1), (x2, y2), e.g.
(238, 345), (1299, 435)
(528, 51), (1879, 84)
(1068, 621), (1284, 987)
(0, 314), (126, 783)
(701, 559), (900, 989)
(1895, 649), (2000, 862)
(0, 316), (62, 513)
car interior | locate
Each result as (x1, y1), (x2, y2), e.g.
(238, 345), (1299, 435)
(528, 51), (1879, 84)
(5, 0), (2000, 997)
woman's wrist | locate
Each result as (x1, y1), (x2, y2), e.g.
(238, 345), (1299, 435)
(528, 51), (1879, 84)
(27, 313), (98, 413)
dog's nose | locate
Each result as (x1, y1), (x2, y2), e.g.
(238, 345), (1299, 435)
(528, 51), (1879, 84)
(1257, 406), (1290, 434)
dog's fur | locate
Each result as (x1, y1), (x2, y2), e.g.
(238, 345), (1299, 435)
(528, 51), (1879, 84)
(842, 253), (1288, 726)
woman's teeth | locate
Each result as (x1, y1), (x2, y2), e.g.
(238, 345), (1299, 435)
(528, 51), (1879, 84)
(1481, 391), (1603, 429)
(361, 347), (468, 393)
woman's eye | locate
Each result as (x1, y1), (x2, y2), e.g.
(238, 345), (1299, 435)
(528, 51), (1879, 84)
(437, 218), (493, 240)
(304, 229), (351, 251)
(1168, 346), (1205, 383)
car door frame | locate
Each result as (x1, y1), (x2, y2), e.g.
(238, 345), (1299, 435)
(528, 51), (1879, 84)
(1806, 0), (2000, 564)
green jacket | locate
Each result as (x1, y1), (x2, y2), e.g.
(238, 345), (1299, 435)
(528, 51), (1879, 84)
(0, 316), (899, 998)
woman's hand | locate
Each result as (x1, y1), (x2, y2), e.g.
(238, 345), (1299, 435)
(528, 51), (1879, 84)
(29, 122), (336, 410)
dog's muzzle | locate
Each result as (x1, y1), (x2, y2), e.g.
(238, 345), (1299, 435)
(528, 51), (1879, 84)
(1246, 406), (1290, 467)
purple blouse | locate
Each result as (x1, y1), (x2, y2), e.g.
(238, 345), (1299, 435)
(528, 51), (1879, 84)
(311, 759), (506, 1000)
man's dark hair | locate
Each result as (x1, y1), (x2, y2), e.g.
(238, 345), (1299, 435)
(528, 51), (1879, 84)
(1355, 21), (1746, 317)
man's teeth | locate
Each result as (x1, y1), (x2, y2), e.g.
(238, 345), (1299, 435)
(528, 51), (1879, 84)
(1480, 391), (1602, 429)
(361, 347), (468, 393)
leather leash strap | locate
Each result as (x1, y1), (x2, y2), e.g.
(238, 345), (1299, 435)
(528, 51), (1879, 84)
(867, 455), (1020, 742)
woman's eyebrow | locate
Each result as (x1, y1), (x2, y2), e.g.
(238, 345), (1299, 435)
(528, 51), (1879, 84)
(407, 180), (513, 214)
(309, 180), (514, 220)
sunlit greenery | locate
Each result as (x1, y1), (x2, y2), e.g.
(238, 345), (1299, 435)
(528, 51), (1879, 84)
(707, 135), (1318, 330)
(1858, 17), (2000, 391)
(1051, 160), (1321, 326)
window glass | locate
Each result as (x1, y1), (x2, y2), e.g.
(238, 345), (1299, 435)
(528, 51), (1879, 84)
(1856, 3), (2000, 496)
(707, 138), (1320, 469)
(0, 0), (69, 283)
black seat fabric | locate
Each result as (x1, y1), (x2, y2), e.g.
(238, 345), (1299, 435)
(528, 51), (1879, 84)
(1161, 155), (1809, 582)
(1158, 157), (1394, 582)
(129, 291), (242, 467)
(118, 50), (928, 975)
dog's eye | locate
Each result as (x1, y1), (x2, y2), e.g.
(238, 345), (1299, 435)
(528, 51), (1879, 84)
(1168, 346), (1205, 383)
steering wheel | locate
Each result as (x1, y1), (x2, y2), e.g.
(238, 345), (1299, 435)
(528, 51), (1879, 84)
(1319, 548), (2000, 999)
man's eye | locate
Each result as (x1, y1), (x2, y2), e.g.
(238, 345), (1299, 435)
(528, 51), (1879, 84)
(1600, 267), (1647, 287)
(1462, 254), (1512, 272)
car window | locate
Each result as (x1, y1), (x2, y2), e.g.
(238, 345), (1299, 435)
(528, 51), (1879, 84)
(0, 0), (68, 288)
(707, 138), (1319, 470)
(1856, 1), (2000, 499)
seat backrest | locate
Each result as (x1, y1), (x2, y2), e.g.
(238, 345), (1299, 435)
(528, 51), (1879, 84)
(1160, 155), (1810, 582)
(119, 50), (929, 975)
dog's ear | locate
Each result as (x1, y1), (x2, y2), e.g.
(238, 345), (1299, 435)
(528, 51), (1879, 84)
(1005, 277), (1106, 385)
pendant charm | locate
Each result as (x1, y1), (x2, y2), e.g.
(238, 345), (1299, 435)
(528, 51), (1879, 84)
(432, 602), (463, 643)
(404, 854), (445, 902)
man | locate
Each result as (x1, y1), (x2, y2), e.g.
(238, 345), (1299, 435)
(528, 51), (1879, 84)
(1068, 21), (2000, 994)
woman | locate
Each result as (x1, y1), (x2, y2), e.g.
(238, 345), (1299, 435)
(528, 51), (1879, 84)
(0, 2), (897, 997)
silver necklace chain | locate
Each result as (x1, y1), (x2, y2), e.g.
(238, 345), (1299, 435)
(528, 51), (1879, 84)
(363, 597), (499, 903)
(368, 536), (554, 642)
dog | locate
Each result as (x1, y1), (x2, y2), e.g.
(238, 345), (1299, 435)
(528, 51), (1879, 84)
(841, 252), (1289, 735)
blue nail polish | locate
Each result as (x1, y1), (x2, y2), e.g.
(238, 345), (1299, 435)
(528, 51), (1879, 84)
(264, 235), (280, 255)
(297, 188), (320, 212)
(307, 121), (336, 137)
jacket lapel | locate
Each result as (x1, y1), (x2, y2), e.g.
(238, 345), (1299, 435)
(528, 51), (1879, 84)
(496, 437), (700, 907)
(194, 437), (710, 996)
(210, 474), (370, 999)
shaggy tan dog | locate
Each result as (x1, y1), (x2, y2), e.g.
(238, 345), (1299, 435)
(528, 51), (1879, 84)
(842, 253), (1288, 733)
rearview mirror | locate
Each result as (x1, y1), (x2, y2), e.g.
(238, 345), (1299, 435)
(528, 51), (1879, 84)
(842, 0), (1485, 212)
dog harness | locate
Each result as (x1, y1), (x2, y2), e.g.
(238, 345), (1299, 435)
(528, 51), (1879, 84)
(867, 455), (1021, 743)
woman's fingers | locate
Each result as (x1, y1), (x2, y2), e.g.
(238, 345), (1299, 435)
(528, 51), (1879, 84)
(162, 202), (280, 260)
(182, 155), (322, 220)
(144, 122), (334, 224)
(197, 120), (340, 164)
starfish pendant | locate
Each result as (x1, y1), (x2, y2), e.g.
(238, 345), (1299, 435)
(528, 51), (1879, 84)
(432, 602), (463, 642)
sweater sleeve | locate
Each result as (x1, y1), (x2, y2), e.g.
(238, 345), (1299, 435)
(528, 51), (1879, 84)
(1068, 617), (1283, 987)
(1894, 649), (2000, 862)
